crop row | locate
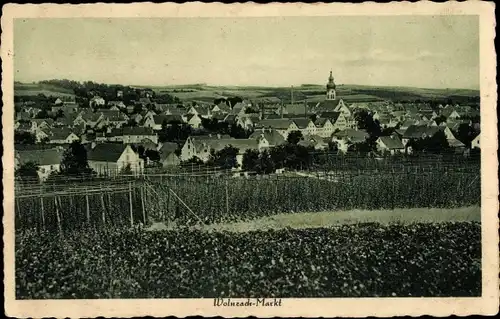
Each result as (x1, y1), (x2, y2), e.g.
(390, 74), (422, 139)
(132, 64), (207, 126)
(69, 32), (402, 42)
(15, 171), (480, 231)
(15, 222), (481, 298)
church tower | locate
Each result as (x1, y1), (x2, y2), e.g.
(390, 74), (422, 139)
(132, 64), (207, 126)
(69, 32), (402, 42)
(326, 70), (336, 100)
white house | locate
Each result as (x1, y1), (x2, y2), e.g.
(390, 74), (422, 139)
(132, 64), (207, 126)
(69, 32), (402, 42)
(15, 148), (63, 181)
(376, 135), (405, 155)
(87, 143), (144, 176)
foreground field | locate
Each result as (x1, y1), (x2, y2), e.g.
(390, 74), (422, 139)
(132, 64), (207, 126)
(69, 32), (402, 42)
(16, 222), (481, 299)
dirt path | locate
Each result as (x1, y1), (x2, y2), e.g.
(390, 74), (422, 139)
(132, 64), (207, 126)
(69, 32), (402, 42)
(147, 206), (481, 233)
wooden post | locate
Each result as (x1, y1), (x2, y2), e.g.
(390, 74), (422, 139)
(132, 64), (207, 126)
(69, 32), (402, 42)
(54, 196), (62, 234)
(225, 179), (229, 215)
(129, 182), (134, 227)
(85, 189), (91, 225)
(40, 197), (45, 230)
(100, 192), (106, 226)
(140, 185), (146, 224)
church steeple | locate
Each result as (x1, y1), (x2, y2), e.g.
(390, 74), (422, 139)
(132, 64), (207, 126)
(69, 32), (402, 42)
(326, 70), (336, 100)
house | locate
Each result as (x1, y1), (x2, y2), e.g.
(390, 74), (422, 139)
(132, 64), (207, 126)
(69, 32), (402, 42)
(313, 118), (335, 138)
(331, 129), (370, 153)
(185, 113), (203, 129)
(87, 143), (144, 175)
(31, 119), (54, 133)
(47, 128), (80, 144)
(75, 111), (104, 128)
(238, 114), (260, 129)
(318, 111), (349, 131)
(376, 135), (405, 154)
(298, 135), (329, 150)
(229, 103), (247, 117)
(401, 125), (440, 146)
(121, 127), (159, 145)
(292, 118), (317, 136)
(90, 96), (106, 107)
(211, 102), (231, 114)
(158, 142), (180, 168)
(15, 148), (63, 181)
(440, 126), (466, 149)
(108, 101), (126, 109)
(249, 129), (286, 147)
(255, 119), (299, 139)
(35, 127), (51, 143)
(441, 108), (461, 120)
(54, 98), (63, 105)
(180, 134), (265, 165)
(99, 110), (129, 128)
(143, 115), (169, 130)
(471, 134), (480, 149)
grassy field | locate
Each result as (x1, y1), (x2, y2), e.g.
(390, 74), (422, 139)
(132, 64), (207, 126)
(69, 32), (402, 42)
(148, 206), (481, 232)
(14, 83), (76, 97)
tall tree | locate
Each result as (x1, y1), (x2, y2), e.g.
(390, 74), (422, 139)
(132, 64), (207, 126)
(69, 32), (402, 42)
(15, 162), (39, 180)
(14, 131), (36, 144)
(209, 145), (239, 169)
(287, 130), (303, 145)
(60, 141), (93, 175)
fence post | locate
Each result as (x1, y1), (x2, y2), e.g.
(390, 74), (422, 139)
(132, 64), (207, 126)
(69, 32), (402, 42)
(100, 191), (106, 226)
(225, 179), (229, 215)
(40, 197), (45, 230)
(129, 182), (134, 227)
(141, 184), (146, 225)
(85, 189), (90, 225)
(54, 196), (62, 234)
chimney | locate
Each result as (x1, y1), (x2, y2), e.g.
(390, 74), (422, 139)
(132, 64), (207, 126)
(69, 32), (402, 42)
(291, 85), (294, 106)
(280, 100), (284, 119)
(304, 97), (307, 119)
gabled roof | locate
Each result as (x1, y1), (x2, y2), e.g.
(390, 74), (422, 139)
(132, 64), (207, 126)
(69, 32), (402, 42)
(50, 128), (77, 141)
(87, 143), (128, 162)
(101, 110), (127, 121)
(403, 125), (440, 139)
(314, 118), (331, 127)
(448, 138), (466, 148)
(318, 111), (341, 123)
(121, 127), (156, 136)
(378, 135), (404, 149)
(81, 112), (103, 122)
(16, 148), (63, 166)
(292, 118), (313, 129)
(333, 129), (369, 143)
(158, 142), (178, 154)
(256, 118), (294, 130)
(249, 129), (286, 146)
(196, 138), (259, 154)
(315, 99), (342, 111)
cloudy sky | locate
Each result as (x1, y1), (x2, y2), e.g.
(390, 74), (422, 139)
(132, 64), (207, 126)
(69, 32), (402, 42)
(14, 16), (479, 89)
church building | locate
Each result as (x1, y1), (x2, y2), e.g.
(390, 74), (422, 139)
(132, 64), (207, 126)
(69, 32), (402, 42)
(315, 71), (355, 128)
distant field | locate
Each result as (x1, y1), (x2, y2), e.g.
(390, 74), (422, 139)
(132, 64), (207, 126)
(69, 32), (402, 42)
(14, 83), (75, 97)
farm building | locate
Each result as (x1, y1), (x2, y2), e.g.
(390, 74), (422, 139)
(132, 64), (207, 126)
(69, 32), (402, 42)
(332, 129), (370, 153)
(15, 148), (63, 181)
(249, 129), (286, 147)
(47, 128), (80, 144)
(376, 135), (405, 154)
(87, 143), (144, 176)
(158, 142), (181, 167)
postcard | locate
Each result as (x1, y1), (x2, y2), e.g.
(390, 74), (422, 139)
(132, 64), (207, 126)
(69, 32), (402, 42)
(2, 2), (498, 317)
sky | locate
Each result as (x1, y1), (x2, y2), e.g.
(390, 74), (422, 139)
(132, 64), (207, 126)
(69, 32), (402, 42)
(14, 16), (479, 89)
